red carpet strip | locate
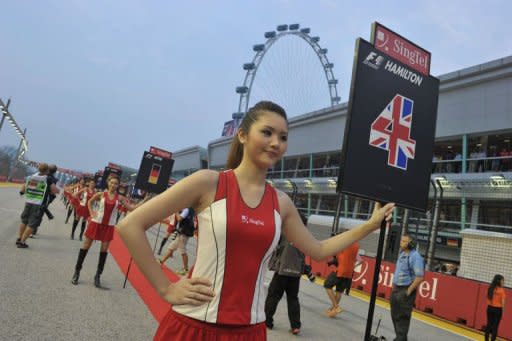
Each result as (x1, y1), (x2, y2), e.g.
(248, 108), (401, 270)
(109, 231), (179, 322)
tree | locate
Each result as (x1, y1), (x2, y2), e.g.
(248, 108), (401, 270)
(0, 145), (34, 180)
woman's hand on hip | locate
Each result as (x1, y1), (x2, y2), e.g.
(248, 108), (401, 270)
(162, 277), (215, 306)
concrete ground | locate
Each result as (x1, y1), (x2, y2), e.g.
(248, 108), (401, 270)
(1, 187), (479, 340)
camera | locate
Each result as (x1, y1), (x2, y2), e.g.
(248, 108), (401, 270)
(303, 264), (316, 282)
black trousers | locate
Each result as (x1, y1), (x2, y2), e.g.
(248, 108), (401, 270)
(485, 306), (503, 341)
(264, 273), (301, 329)
(390, 286), (416, 341)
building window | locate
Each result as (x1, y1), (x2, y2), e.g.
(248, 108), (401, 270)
(479, 201), (512, 232)
(432, 138), (463, 173)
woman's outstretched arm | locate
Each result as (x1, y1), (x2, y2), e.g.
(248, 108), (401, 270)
(278, 191), (394, 261)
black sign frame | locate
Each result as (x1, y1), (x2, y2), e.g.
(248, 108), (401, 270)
(337, 38), (439, 212)
(100, 167), (123, 190)
(134, 151), (174, 194)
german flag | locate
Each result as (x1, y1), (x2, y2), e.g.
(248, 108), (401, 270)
(149, 164), (161, 184)
(447, 239), (458, 247)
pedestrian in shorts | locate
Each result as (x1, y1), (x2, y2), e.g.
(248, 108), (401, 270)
(17, 163), (59, 248)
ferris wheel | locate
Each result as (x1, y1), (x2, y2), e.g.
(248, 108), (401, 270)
(232, 23), (341, 126)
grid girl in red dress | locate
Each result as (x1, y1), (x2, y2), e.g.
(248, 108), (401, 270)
(117, 101), (394, 340)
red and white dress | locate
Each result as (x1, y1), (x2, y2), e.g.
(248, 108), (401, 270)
(155, 170), (281, 340)
(117, 200), (128, 215)
(71, 185), (82, 210)
(85, 192), (119, 242)
(75, 189), (95, 219)
(166, 213), (177, 234)
(64, 188), (72, 202)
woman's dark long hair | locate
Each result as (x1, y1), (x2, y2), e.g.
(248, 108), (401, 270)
(488, 274), (504, 300)
(225, 101), (287, 170)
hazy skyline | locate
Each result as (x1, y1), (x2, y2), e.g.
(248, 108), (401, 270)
(1, 0), (510, 172)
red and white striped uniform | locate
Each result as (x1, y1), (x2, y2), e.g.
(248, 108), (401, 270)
(166, 213), (177, 233)
(117, 199), (128, 214)
(90, 192), (119, 226)
(75, 189), (94, 218)
(85, 192), (119, 242)
(172, 170), (281, 325)
(71, 185), (82, 209)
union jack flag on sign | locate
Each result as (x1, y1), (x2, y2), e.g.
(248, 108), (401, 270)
(369, 94), (416, 170)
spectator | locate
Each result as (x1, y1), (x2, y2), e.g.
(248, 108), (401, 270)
(469, 148), (479, 172)
(42, 164), (58, 221)
(16, 163), (59, 248)
(499, 147), (511, 171)
(323, 242), (360, 318)
(432, 154), (441, 173)
(157, 212), (179, 256)
(390, 235), (424, 341)
(485, 274), (506, 341)
(158, 208), (195, 275)
(444, 150), (455, 173)
(264, 213), (309, 335)
(439, 210), (447, 229)
(489, 146), (500, 171)
(477, 147), (487, 172)
(453, 152), (462, 173)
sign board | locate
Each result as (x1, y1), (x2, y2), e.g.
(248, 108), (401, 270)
(337, 38), (439, 211)
(149, 146), (172, 159)
(108, 162), (122, 170)
(94, 171), (103, 189)
(221, 118), (242, 137)
(168, 178), (178, 187)
(117, 183), (128, 196)
(100, 166), (123, 190)
(371, 22), (431, 76)
(135, 151), (174, 194)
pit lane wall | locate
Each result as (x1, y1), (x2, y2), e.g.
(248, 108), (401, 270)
(307, 255), (512, 340)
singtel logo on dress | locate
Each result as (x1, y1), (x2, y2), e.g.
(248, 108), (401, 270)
(241, 215), (265, 226)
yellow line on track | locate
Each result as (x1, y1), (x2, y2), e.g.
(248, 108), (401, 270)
(0, 182), (22, 188)
(308, 276), (486, 340)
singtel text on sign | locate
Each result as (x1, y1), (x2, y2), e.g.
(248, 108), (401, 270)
(373, 23), (430, 76)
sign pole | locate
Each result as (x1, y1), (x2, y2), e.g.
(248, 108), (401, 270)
(331, 193), (343, 236)
(123, 257), (133, 289)
(152, 222), (162, 253)
(364, 219), (387, 341)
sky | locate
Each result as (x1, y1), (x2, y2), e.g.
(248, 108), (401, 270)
(0, 0), (510, 172)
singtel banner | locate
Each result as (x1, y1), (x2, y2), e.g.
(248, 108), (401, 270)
(371, 22), (431, 76)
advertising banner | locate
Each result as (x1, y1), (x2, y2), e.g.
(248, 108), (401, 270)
(371, 22), (431, 76)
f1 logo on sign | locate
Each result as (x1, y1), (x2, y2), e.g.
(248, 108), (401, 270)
(363, 52), (385, 70)
(369, 94), (416, 170)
